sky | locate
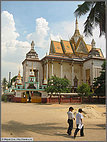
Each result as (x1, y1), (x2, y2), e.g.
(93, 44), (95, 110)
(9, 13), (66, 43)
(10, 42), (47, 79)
(1, 1), (106, 81)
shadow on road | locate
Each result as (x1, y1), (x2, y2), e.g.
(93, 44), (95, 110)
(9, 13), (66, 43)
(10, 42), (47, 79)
(2, 121), (66, 136)
(2, 121), (106, 138)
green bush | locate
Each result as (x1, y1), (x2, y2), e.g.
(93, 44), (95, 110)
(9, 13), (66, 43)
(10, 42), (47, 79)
(1, 95), (8, 102)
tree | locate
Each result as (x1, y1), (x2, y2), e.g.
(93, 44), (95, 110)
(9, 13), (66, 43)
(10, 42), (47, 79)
(45, 76), (71, 94)
(11, 75), (17, 85)
(93, 61), (105, 97)
(2, 78), (8, 92)
(45, 76), (71, 103)
(74, 1), (105, 36)
(77, 83), (91, 102)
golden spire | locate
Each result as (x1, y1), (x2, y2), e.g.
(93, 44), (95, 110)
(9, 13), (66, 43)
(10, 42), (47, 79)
(76, 17), (79, 30)
(18, 70), (21, 80)
(16, 69), (22, 84)
(71, 17), (81, 40)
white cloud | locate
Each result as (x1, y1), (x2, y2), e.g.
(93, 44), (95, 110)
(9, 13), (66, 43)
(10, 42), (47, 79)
(27, 17), (50, 48)
(1, 11), (30, 80)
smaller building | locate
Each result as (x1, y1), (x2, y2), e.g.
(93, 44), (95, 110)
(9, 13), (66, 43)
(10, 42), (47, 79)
(11, 65), (47, 103)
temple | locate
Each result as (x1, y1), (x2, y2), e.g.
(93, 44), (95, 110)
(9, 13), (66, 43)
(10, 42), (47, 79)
(4, 18), (105, 103)
(23, 18), (104, 89)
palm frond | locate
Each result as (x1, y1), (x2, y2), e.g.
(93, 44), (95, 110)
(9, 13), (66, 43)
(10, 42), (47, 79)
(83, 2), (105, 37)
(74, 2), (94, 17)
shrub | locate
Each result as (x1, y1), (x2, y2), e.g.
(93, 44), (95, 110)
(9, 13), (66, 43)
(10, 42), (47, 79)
(1, 95), (8, 102)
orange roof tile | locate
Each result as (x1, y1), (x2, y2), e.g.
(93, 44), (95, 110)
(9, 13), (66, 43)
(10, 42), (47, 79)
(61, 40), (73, 54)
(52, 41), (64, 54)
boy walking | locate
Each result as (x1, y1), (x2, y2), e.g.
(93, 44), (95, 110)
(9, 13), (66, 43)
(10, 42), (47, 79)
(67, 107), (75, 135)
(74, 108), (84, 138)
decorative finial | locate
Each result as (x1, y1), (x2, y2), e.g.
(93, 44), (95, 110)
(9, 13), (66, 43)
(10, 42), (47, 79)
(91, 39), (96, 48)
(31, 41), (35, 50)
(76, 17), (78, 30)
(17, 69), (21, 82)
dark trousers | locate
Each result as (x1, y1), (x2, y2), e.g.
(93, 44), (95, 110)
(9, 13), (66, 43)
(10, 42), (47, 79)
(67, 119), (73, 135)
(74, 124), (84, 136)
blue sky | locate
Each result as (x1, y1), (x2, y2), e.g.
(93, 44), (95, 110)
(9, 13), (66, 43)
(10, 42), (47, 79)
(1, 1), (106, 80)
(2, 1), (83, 41)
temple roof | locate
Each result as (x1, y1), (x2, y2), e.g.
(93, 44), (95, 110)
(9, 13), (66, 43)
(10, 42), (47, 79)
(49, 19), (104, 59)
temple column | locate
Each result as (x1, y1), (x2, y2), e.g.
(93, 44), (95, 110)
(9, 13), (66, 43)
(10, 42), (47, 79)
(72, 62), (74, 86)
(52, 60), (54, 76)
(46, 60), (48, 82)
(81, 64), (83, 85)
(37, 70), (39, 89)
(60, 60), (63, 78)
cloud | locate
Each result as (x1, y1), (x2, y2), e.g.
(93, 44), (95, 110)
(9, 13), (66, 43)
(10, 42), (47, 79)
(27, 17), (50, 48)
(1, 11), (30, 79)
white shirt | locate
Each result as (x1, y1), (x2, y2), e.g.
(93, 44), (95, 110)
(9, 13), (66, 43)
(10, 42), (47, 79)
(67, 111), (74, 120)
(76, 112), (83, 124)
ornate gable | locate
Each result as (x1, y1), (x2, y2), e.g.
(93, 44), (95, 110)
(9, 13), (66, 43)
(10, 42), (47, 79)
(75, 38), (88, 54)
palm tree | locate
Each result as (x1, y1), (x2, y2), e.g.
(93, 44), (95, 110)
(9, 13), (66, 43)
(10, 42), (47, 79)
(74, 1), (106, 37)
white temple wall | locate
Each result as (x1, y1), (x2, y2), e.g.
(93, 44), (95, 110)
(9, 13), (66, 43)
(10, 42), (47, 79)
(62, 62), (72, 81)
(53, 61), (61, 77)
(23, 60), (43, 85)
(73, 63), (83, 86)
(93, 59), (103, 80)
